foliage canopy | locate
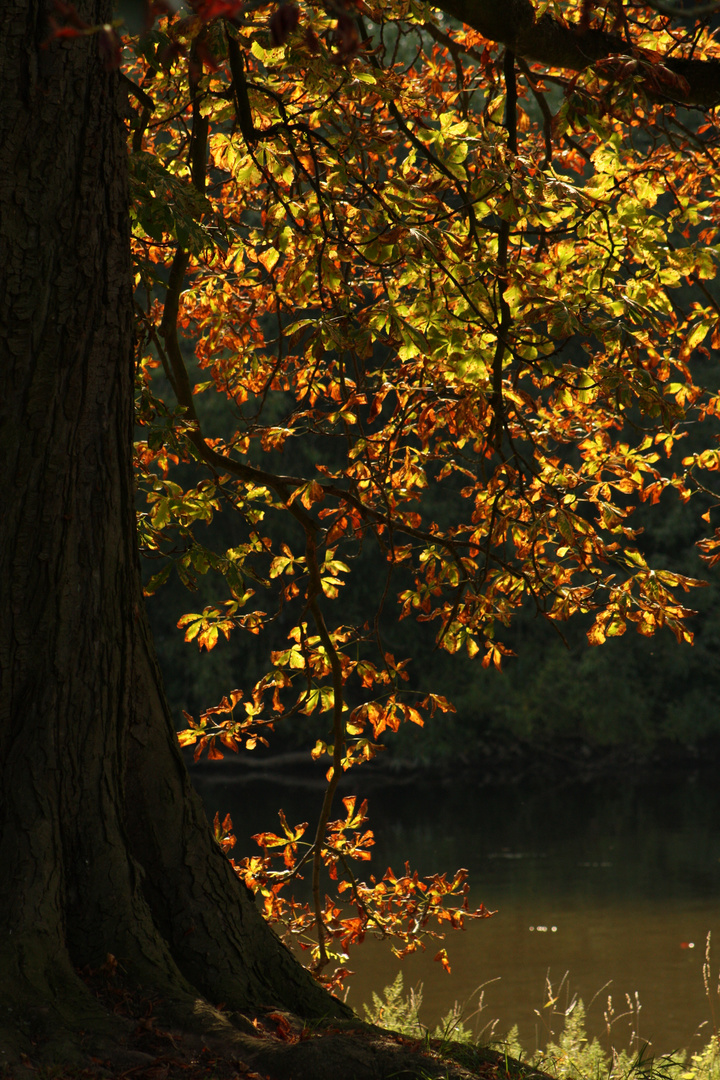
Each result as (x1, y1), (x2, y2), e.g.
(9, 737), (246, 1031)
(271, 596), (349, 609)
(99, 0), (720, 987)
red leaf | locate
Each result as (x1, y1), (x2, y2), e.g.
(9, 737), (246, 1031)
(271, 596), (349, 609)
(192, 0), (244, 18)
(270, 4), (300, 46)
(267, 1011), (296, 1041)
(51, 0), (89, 28)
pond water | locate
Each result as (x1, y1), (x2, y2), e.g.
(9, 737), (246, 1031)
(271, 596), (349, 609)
(189, 762), (720, 1057)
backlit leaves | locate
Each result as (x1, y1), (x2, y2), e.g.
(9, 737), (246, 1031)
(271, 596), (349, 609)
(127, 0), (720, 987)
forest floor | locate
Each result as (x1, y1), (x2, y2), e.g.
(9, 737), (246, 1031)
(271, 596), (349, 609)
(9, 971), (552, 1080)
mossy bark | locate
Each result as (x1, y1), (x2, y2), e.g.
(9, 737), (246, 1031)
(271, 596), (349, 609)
(0, 1), (347, 1068)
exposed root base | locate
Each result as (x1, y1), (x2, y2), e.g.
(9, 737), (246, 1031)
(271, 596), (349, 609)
(1, 974), (552, 1080)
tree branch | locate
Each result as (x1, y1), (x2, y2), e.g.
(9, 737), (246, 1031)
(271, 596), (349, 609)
(433, 0), (720, 106)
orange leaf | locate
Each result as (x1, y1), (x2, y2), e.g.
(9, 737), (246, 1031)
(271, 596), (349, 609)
(434, 948), (452, 974)
(207, 741), (224, 761)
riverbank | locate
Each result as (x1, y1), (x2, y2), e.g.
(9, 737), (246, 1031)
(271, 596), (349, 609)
(186, 732), (720, 790)
(23, 969), (718, 1080)
(188, 759), (720, 1057)
(362, 971), (720, 1080)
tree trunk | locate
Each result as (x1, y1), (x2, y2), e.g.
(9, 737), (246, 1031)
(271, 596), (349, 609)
(0, 1), (347, 1066)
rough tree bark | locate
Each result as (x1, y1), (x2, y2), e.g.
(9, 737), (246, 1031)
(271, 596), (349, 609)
(3, 0), (718, 1073)
(0, 0), (348, 1068)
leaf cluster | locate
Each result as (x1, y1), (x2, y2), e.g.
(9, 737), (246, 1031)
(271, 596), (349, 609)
(124, 0), (720, 984)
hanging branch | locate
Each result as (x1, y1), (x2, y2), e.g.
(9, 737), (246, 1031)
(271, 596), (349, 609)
(516, 56), (552, 165)
(225, 27), (258, 146)
(156, 41), (351, 969)
(305, 536), (346, 972)
(491, 49), (517, 451)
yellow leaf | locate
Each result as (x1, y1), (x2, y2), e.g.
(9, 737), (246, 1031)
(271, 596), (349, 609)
(258, 248), (280, 274)
(198, 625), (218, 651)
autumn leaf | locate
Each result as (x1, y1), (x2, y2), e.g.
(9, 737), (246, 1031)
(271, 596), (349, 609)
(434, 948), (452, 974)
(126, 0), (717, 989)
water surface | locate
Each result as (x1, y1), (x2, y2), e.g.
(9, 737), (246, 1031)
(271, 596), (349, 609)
(190, 764), (720, 1056)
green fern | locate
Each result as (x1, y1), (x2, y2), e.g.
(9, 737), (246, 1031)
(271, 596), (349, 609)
(432, 1001), (475, 1045)
(361, 976), (720, 1080)
(362, 971), (425, 1037)
(537, 1000), (609, 1079)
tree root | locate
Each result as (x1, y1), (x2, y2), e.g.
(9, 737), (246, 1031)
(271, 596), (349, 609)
(1, 968), (552, 1080)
